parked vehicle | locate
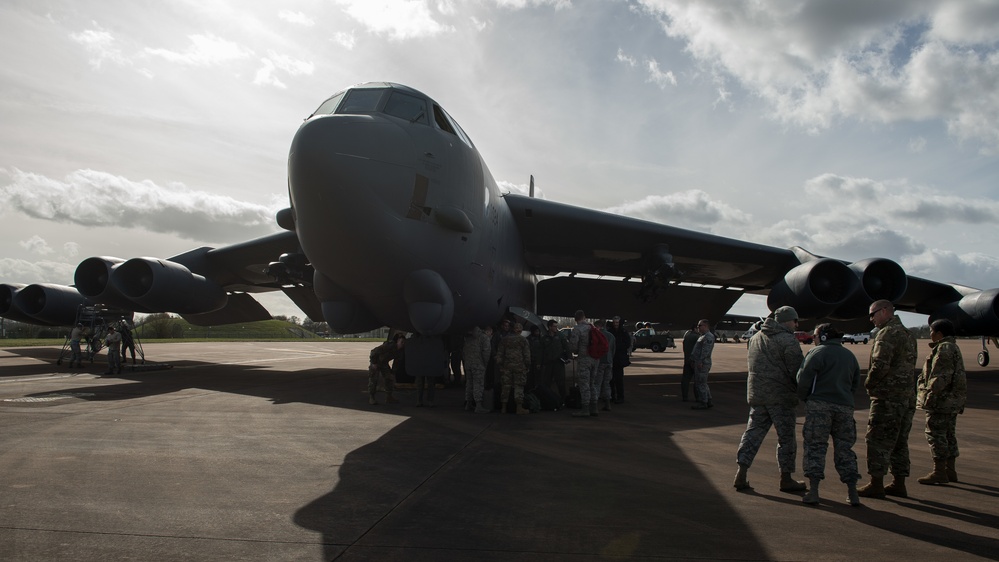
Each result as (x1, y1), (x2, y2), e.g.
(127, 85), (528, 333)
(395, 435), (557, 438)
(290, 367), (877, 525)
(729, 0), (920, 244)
(794, 331), (814, 345)
(632, 328), (675, 352)
(842, 333), (871, 344)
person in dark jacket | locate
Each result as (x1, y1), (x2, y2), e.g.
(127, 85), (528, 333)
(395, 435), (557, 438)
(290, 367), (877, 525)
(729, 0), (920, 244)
(797, 324), (862, 506)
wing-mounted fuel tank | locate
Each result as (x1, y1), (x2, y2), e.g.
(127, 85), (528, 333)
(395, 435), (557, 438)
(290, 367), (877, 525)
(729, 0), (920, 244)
(11, 283), (89, 326)
(930, 288), (999, 336)
(111, 257), (227, 314)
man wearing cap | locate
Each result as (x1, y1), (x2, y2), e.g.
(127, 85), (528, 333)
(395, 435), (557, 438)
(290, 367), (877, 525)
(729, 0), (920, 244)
(734, 306), (807, 493)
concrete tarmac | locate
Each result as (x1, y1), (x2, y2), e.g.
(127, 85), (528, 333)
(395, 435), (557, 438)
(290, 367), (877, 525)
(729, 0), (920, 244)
(1, 339), (998, 561)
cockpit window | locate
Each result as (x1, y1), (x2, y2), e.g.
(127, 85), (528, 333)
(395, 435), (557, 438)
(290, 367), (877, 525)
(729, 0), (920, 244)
(383, 91), (429, 124)
(435, 104), (474, 148)
(311, 92), (345, 117)
(337, 88), (385, 114)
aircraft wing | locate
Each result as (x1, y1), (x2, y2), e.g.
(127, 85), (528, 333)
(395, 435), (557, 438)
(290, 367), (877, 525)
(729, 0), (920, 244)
(2, 230), (323, 326)
(504, 194), (999, 337)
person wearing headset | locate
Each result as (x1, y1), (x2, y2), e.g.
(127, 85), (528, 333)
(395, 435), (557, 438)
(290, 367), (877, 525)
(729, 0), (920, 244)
(796, 323), (863, 506)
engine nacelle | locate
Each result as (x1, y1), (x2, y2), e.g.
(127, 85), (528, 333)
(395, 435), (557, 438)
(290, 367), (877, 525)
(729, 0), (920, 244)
(12, 283), (88, 326)
(930, 288), (999, 336)
(767, 259), (858, 319)
(829, 258), (908, 319)
(1, 283), (38, 323)
(75, 257), (154, 312)
(111, 258), (227, 314)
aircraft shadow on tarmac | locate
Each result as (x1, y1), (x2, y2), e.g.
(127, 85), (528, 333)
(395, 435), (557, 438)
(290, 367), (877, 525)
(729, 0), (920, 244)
(4, 345), (999, 560)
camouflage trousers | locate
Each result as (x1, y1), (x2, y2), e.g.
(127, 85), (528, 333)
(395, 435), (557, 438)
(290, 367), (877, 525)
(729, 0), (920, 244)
(865, 398), (915, 478)
(736, 404), (798, 473)
(802, 400), (860, 483)
(575, 356), (598, 405)
(923, 412), (960, 460)
(500, 368), (528, 404)
(597, 363), (613, 401)
(464, 366), (485, 403)
(368, 365), (395, 396)
(693, 366), (712, 403)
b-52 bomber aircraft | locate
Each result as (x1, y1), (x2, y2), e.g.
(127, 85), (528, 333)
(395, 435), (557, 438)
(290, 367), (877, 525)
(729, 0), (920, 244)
(3, 82), (999, 370)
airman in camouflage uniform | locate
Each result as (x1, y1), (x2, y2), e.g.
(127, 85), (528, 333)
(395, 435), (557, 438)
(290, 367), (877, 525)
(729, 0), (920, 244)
(594, 319), (616, 412)
(569, 310), (599, 417)
(463, 326), (491, 414)
(797, 324), (863, 506)
(734, 306), (805, 493)
(858, 300), (918, 499)
(690, 319), (715, 410)
(496, 322), (532, 414)
(369, 334), (405, 405)
(916, 319), (967, 485)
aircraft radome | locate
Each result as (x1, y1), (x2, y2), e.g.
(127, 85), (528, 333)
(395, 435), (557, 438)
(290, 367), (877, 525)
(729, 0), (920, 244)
(4, 82), (999, 370)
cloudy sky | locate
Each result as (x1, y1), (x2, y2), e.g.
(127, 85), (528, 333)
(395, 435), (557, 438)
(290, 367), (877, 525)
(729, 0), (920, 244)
(2, 0), (998, 324)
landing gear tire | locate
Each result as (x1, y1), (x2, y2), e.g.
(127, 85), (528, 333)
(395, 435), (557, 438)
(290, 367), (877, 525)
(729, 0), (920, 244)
(978, 350), (989, 367)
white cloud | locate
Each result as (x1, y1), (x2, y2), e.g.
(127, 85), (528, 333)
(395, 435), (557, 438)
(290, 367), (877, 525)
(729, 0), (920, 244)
(645, 58), (677, 88)
(333, 0), (454, 40)
(0, 258), (76, 285)
(18, 235), (53, 255)
(145, 34), (253, 66)
(278, 10), (315, 27)
(333, 31), (357, 50)
(603, 190), (751, 232)
(69, 23), (130, 69)
(638, 0), (999, 150)
(0, 169), (280, 243)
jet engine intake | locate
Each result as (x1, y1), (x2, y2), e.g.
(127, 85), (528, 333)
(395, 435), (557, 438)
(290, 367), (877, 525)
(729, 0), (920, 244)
(1, 283), (37, 323)
(111, 258), (227, 314)
(767, 259), (858, 319)
(830, 258), (908, 319)
(75, 257), (155, 312)
(12, 283), (88, 326)
(930, 288), (999, 336)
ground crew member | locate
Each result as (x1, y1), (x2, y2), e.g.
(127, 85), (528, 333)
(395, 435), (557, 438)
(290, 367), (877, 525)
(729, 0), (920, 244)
(734, 306), (806, 493)
(916, 319), (967, 485)
(463, 326), (491, 413)
(496, 322), (531, 414)
(858, 300), (918, 499)
(104, 325), (122, 375)
(690, 319), (715, 410)
(369, 333), (405, 405)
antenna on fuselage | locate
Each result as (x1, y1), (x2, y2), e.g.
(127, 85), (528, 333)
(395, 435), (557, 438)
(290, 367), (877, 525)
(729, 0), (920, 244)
(529, 175), (535, 198)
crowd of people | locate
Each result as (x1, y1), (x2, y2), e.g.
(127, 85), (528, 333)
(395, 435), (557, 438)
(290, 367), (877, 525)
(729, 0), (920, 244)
(366, 299), (969, 508)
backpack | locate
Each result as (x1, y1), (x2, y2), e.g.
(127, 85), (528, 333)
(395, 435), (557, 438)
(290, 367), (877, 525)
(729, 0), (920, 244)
(587, 324), (609, 359)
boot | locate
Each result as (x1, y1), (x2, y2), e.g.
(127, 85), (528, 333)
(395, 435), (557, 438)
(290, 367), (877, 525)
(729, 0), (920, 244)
(946, 458), (958, 482)
(857, 476), (886, 499)
(733, 464), (752, 491)
(601, 398), (611, 412)
(369, 394), (377, 405)
(589, 401), (599, 417)
(515, 399), (529, 415)
(500, 401), (508, 414)
(802, 478), (820, 505)
(847, 481), (861, 506)
(474, 400), (491, 413)
(917, 459), (950, 485)
(780, 472), (807, 493)
(884, 476), (907, 498)
(691, 402), (710, 410)
(464, 400), (474, 411)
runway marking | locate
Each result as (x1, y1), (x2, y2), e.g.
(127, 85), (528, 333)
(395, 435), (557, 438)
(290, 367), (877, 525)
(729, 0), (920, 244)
(0, 373), (96, 384)
(3, 392), (95, 403)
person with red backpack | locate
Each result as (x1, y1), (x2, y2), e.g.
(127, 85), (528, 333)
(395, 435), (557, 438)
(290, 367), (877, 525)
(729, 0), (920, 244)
(568, 310), (601, 418)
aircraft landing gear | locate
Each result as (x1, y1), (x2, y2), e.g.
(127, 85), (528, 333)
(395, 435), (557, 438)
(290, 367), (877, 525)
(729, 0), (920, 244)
(979, 335), (998, 367)
(979, 350), (989, 367)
